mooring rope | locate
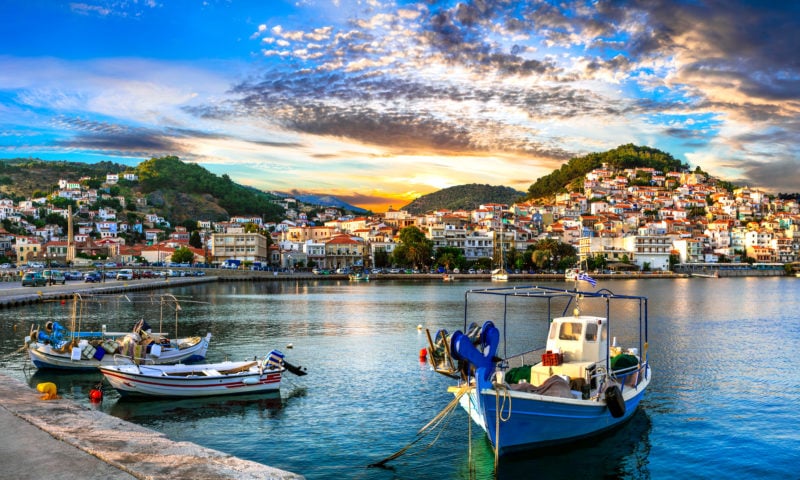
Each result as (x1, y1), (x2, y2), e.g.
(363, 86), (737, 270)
(493, 382), (512, 471)
(368, 384), (473, 468)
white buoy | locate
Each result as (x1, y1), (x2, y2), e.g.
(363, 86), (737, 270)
(286, 343), (294, 349)
(417, 324), (423, 330)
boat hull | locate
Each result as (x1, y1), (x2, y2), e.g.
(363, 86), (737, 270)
(100, 361), (282, 398)
(460, 366), (650, 455)
(28, 333), (212, 371)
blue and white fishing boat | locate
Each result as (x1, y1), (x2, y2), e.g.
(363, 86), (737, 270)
(428, 285), (651, 457)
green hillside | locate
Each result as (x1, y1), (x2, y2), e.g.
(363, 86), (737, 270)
(134, 156), (284, 223)
(526, 144), (688, 199)
(402, 184), (525, 214)
(0, 158), (125, 199)
(0, 156), (285, 225)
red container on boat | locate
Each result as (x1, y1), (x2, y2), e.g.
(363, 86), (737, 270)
(541, 351), (563, 366)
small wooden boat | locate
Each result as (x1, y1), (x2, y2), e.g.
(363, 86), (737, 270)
(100, 350), (291, 398)
(349, 272), (369, 281)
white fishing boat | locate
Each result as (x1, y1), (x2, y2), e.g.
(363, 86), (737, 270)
(24, 293), (211, 371)
(100, 350), (304, 398)
(427, 285), (651, 458)
(490, 269), (508, 282)
(564, 267), (581, 281)
(349, 272), (370, 281)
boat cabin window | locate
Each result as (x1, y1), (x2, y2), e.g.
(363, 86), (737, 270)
(559, 322), (582, 341)
(585, 323), (598, 342)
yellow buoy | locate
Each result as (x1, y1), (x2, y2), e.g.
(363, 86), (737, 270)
(36, 382), (59, 400)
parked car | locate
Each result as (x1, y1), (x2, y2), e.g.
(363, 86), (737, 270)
(21, 272), (46, 287)
(84, 271), (103, 283)
(116, 269), (134, 280)
(65, 271), (84, 280)
(41, 270), (66, 285)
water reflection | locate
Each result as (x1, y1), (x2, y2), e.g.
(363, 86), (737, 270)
(495, 409), (653, 480)
(2, 278), (798, 479)
(110, 392), (284, 423)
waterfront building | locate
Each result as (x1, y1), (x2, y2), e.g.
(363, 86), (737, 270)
(623, 234), (672, 271)
(211, 232), (269, 266)
(302, 241), (326, 269)
(14, 236), (42, 264)
(325, 235), (366, 270)
(462, 230), (493, 264)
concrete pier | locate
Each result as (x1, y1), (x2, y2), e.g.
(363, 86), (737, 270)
(0, 373), (304, 480)
(0, 276), (304, 479)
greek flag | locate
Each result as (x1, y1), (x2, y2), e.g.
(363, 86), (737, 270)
(577, 272), (597, 287)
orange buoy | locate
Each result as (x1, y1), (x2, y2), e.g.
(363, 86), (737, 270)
(419, 348), (427, 361)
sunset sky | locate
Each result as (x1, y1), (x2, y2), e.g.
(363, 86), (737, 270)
(1, 1), (798, 212)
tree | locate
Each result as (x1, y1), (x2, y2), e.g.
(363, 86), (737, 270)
(181, 219), (198, 231)
(532, 250), (551, 271)
(171, 247), (194, 264)
(435, 246), (464, 272)
(587, 254), (607, 272)
(374, 249), (390, 268)
(668, 254), (680, 271)
(392, 226), (433, 268)
(189, 231), (202, 249)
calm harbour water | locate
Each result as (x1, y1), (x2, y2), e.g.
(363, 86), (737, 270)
(1, 277), (798, 479)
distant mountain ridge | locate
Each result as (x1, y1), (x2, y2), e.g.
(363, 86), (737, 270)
(401, 184), (525, 214)
(286, 193), (368, 214)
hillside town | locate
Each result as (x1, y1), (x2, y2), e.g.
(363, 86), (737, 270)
(2, 164), (799, 275)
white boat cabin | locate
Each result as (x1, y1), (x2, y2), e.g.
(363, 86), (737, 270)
(528, 314), (609, 387)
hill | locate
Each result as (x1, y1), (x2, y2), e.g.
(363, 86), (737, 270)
(525, 144), (688, 199)
(0, 158), (126, 199)
(0, 156), (285, 225)
(134, 156), (284, 224)
(401, 184), (525, 214)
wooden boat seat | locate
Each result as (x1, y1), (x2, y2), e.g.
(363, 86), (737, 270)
(202, 369), (222, 376)
(218, 361), (258, 375)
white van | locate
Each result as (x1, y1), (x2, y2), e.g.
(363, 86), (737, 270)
(116, 269), (134, 280)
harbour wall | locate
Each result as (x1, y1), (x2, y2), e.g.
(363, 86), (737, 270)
(0, 267), (787, 309)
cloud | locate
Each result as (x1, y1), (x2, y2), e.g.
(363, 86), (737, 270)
(4, 0), (800, 211)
